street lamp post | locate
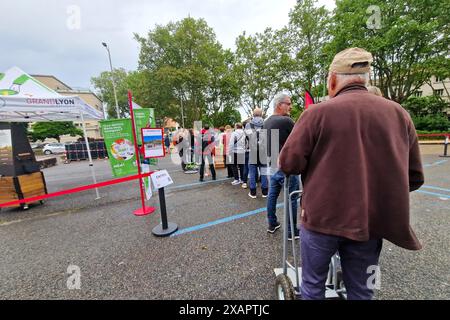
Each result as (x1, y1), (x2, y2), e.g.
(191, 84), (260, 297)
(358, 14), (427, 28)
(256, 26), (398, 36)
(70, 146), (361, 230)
(102, 42), (120, 119)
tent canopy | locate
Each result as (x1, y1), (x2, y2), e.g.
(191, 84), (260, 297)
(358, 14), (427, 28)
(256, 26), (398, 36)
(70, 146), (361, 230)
(0, 67), (104, 122)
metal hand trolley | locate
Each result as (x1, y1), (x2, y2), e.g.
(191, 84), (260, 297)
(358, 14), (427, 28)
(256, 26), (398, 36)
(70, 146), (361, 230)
(274, 175), (347, 300)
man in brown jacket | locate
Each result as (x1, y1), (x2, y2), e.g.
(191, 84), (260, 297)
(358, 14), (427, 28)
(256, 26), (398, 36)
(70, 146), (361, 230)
(279, 47), (424, 300)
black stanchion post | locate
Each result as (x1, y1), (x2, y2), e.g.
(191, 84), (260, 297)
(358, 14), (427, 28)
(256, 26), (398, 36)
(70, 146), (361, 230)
(152, 187), (178, 237)
(440, 135), (449, 158)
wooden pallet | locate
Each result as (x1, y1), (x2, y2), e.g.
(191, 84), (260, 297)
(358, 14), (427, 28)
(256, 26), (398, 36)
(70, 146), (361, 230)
(0, 172), (47, 209)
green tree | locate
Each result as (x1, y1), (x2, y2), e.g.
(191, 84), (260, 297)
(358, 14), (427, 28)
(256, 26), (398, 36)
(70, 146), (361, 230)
(91, 68), (129, 118)
(234, 28), (292, 117)
(134, 17), (240, 128)
(287, 0), (331, 96)
(329, 0), (450, 103)
(403, 96), (450, 131)
(30, 122), (83, 142)
(403, 96), (449, 117)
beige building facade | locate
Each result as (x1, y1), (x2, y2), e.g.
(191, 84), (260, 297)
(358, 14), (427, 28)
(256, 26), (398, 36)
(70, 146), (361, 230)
(32, 75), (105, 141)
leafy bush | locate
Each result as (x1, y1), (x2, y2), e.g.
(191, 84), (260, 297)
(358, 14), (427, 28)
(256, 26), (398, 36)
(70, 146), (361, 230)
(412, 115), (450, 132)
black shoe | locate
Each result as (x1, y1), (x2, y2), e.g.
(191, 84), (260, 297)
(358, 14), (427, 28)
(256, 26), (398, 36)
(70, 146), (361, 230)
(267, 222), (281, 234)
(212, 176), (217, 180)
(288, 230), (300, 240)
(199, 178), (204, 182)
(262, 188), (268, 198)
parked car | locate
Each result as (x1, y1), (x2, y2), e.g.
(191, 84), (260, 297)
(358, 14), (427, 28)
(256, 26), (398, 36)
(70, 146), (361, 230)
(43, 143), (66, 155)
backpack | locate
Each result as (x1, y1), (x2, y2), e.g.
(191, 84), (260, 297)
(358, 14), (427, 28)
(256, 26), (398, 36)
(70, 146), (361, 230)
(249, 123), (264, 152)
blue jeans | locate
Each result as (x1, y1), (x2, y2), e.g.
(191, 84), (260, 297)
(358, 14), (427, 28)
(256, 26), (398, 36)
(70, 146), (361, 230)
(242, 152), (249, 183)
(267, 171), (299, 229)
(300, 225), (382, 300)
(249, 164), (268, 191)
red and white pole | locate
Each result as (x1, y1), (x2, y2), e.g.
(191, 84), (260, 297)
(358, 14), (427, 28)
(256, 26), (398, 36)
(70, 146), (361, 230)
(128, 90), (155, 216)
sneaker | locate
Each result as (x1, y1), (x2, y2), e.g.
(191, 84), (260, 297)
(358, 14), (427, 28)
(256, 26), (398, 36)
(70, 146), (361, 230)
(262, 188), (268, 198)
(248, 192), (257, 199)
(231, 180), (241, 185)
(288, 230), (300, 241)
(241, 183), (248, 189)
(267, 222), (281, 234)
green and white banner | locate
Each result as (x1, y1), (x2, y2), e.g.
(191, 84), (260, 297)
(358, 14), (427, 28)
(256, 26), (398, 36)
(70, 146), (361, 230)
(100, 119), (138, 177)
(134, 108), (155, 145)
(133, 108), (157, 166)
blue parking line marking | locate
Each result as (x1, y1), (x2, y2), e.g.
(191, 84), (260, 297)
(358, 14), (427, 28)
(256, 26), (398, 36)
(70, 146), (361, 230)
(171, 203), (284, 237)
(165, 178), (232, 191)
(416, 190), (450, 199)
(421, 185), (450, 193)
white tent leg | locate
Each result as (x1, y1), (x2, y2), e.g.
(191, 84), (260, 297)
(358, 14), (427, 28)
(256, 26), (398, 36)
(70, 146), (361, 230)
(80, 111), (101, 200)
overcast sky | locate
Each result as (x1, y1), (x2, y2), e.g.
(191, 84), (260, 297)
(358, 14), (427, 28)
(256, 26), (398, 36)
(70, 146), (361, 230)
(0, 0), (335, 91)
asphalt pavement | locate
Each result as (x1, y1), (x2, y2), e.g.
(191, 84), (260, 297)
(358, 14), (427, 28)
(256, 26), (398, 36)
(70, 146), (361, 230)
(0, 149), (449, 300)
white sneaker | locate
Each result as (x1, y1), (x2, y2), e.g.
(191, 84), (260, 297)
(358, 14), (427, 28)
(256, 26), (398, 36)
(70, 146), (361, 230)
(241, 183), (248, 189)
(231, 180), (241, 185)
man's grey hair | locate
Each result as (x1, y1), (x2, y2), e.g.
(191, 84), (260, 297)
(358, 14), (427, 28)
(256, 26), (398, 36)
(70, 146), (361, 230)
(273, 93), (291, 108)
(335, 73), (370, 86)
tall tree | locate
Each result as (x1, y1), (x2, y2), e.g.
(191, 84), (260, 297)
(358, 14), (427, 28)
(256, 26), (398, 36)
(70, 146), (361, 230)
(134, 17), (240, 128)
(287, 0), (331, 96)
(329, 0), (450, 103)
(234, 28), (292, 117)
(91, 68), (129, 118)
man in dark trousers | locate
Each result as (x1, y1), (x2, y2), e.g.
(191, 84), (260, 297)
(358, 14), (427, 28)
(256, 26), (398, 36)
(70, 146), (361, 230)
(279, 47), (424, 300)
(199, 124), (216, 182)
(264, 93), (300, 240)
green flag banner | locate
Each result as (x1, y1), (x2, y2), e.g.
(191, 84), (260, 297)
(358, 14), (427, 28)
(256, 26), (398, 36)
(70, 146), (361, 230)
(134, 109), (149, 145)
(133, 108), (157, 166)
(100, 119), (138, 177)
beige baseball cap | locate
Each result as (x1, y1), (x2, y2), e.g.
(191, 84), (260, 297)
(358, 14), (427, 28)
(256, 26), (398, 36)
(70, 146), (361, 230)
(329, 47), (373, 74)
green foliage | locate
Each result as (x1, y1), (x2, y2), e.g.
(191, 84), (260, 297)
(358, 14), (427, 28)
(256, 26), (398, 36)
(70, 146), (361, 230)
(412, 115), (450, 132)
(90, 1), (448, 126)
(133, 17), (241, 128)
(403, 96), (449, 117)
(30, 122), (83, 142)
(287, 0), (331, 95)
(234, 28), (292, 117)
(403, 96), (450, 131)
(329, 0), (450, 103)
(203, 106), (241, 127)
(91, 68), (129, 118)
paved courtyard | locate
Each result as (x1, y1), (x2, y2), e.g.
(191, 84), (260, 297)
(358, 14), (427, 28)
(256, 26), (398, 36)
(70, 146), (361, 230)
(0, 146), (449, 299)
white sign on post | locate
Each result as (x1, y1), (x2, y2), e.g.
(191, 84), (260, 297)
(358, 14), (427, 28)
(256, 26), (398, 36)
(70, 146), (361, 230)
(151, 170), (174, 189)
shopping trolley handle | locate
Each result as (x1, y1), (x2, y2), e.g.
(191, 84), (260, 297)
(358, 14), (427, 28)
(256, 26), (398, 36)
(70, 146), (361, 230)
(289, 190), (303, 198)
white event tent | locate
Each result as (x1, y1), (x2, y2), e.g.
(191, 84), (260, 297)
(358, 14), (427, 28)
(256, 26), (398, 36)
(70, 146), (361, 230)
(0, 67), (105, 198)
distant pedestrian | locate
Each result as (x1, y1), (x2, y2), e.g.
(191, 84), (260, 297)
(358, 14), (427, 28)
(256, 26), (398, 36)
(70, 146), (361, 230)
(164, 133), (170, 154)
(224, 125), (234, 178)
(199, 124), (216, 182)
(245, 107), (268, 198)
(229, 123), (246, 185)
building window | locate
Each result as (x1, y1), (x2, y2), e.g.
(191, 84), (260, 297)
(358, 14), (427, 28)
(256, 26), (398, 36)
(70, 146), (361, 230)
(414, 91), (423, 97)
(434, 89), (444, 96)
(435, 76), (445, 82)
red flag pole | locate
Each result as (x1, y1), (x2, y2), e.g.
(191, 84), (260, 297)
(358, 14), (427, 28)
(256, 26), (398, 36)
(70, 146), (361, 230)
(128, 90), (155, 216)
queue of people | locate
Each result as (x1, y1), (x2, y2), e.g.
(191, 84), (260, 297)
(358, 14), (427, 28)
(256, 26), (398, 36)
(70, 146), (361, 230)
(169, 47), (424, 300)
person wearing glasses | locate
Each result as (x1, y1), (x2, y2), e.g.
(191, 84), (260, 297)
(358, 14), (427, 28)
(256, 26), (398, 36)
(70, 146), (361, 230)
(263, 93), (300, 240)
